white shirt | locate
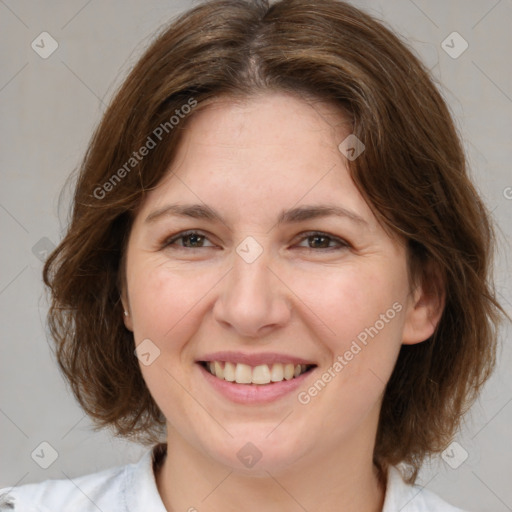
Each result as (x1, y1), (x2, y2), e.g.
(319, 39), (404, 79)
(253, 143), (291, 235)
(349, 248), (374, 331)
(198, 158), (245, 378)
(0, 444), (467, 511)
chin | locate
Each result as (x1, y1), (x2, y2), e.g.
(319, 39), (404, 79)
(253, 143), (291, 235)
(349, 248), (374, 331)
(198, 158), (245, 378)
(202, 430), (310, 476)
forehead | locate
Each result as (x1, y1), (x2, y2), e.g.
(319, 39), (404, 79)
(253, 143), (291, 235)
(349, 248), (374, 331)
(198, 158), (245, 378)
(184, 91), (351, 152)
(134, 91), (377, 231)
(182, 94), (344, 176)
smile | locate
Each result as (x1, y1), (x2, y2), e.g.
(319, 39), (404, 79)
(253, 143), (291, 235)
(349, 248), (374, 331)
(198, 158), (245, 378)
(200, 361), (316, 385)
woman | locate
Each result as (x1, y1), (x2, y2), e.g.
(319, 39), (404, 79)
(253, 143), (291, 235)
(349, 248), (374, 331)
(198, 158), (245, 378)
(0, 0), (504, 510)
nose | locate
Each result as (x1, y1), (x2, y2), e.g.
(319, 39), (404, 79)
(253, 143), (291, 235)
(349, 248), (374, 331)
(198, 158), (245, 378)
(212, 245), (292, 339)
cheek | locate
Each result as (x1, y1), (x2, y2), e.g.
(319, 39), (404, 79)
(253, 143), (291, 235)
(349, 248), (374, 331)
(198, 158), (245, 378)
(127, 256), (217, 343)
(127, 259), (217, 424)
(293, 264), (406, 401)
(291, 264), (405, 349)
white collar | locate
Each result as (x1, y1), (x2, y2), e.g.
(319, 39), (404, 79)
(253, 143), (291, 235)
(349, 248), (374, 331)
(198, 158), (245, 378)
(124, 445), (464, 512)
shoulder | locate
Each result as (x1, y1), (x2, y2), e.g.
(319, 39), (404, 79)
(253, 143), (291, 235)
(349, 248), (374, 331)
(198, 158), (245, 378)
(383, 466), (469, 512)
(0, 463), (127, 512)
(0, 445), (166, 512)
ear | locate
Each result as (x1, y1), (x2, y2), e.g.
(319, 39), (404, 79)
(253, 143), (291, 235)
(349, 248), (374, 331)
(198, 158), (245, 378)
(118, 249), (134, 332)
(402, 262), (445, 345)
(120, 291), (133, 332)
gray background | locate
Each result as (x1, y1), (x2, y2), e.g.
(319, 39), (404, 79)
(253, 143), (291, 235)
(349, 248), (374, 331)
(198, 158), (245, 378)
(1, 0), (511, 510)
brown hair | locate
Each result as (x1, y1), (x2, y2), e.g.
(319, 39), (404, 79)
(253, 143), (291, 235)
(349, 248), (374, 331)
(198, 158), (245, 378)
(43, 0), (505, 483)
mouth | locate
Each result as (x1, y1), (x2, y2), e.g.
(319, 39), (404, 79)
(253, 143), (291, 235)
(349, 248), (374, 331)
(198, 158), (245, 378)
(198, 361), (317, 385)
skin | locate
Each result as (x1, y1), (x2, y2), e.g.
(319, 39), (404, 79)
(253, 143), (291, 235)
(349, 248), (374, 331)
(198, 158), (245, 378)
(121, 92), (443, 512)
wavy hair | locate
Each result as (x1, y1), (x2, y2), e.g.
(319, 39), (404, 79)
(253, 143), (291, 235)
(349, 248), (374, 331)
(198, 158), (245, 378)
(43, 0), (505, 483)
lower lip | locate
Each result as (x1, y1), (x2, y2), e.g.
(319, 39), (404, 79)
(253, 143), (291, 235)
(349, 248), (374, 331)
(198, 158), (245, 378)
(197, 363), (314, 404)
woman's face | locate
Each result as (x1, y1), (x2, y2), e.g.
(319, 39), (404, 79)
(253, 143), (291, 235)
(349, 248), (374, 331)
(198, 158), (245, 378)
(123, 92), (433, 474)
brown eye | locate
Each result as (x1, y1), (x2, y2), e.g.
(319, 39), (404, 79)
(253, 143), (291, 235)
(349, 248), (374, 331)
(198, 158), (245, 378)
(180, 233), (205, 248)
(163, 230), (215, 249)
(295, 232), (349, 251)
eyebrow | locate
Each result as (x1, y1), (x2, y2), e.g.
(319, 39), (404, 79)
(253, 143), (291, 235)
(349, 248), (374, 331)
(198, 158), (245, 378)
(145, 203), (368, 226)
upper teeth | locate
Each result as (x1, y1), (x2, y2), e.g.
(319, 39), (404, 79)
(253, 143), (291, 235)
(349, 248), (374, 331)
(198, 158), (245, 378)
(205, 361), (310, 385)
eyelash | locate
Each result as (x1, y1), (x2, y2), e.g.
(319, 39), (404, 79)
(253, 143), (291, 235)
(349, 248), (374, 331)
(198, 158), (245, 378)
(161, 230), (350, 252)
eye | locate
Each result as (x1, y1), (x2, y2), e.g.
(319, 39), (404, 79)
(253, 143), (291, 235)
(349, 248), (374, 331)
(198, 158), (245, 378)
(294, 231), (350, 251)
(160, 230), (350, 252)
(162, 230), (216, 249)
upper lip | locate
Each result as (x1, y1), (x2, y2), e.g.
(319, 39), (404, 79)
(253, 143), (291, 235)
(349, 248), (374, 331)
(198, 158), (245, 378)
(197, 351), (316, 367)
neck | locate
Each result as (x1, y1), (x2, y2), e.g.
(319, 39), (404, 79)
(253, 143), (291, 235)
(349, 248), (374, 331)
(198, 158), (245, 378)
(155, 430), (386, 512)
